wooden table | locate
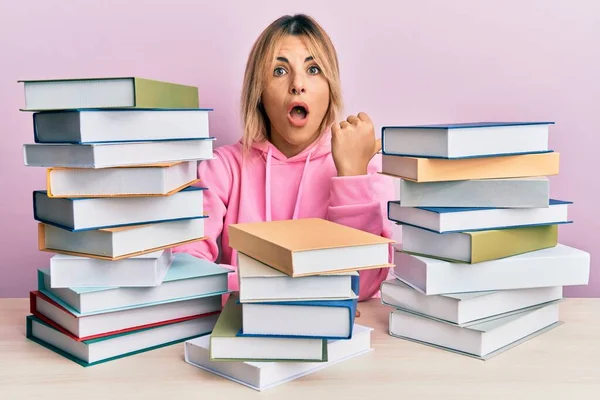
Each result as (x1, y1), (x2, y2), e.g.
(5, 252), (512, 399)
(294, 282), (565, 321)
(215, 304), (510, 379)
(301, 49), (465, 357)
(1, 298), (599, 399)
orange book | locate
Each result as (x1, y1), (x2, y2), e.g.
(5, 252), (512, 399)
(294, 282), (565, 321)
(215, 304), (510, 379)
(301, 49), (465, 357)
(381, 152), (559, 182)
(228, 218), (394, 277)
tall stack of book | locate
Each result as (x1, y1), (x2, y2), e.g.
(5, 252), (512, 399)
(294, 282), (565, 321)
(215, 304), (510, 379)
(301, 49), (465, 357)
(379, 122), (591, 360)
(184, 218), (393, 391)
(19, 77), (231, 366)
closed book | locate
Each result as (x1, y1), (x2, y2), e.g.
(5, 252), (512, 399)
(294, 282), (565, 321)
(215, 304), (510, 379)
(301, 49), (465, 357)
(388, 199), (571, 234)
(389, 302), (561, 360)
(381, 279), (563, 326)
(30, 290), (221, 340)
(38, 252), (231, 314)
(382, 152), (559, 182)
(237, 252), (358, 303)
(34, 186), (205, 231)
(397, 176), (550, 208)
(46, 161), (198, 198)
(26, 313), (217, 367)
(23, 138), (214, 168)
(401, 224), (558, 263)
(209, 292), (327, 362)
(184, 324), (373, 391)
(239, 297), (358, 339)
(19, 77), (199, 111)
(33, 109), (210, 144)
(228, 218), (393, 277)
(49, 249), (173, 288)
(382, 122), (551, 158)
(392, 244), (590, 295)
(38, 217), (205, 260)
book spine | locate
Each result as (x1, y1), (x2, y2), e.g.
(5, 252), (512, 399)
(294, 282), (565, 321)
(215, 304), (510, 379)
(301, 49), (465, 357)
(470, 225), (558, 263)
(133, 78), (199, 109)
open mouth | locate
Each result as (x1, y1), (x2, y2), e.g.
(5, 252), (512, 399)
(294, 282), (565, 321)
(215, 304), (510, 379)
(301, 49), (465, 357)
(287, 102), (309, 127)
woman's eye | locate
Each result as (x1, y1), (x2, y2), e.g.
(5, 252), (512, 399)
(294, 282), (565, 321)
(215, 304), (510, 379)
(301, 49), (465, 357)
(273, 67), (287, 76)
(308, 66), (321, 75)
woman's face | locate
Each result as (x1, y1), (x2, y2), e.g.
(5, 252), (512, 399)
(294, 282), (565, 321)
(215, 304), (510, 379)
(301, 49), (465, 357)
(261, 35), (330, 156)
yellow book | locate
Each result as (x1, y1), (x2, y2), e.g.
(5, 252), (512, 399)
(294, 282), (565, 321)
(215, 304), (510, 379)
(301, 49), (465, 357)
(401, 224), (558, 263)
(381, 152), (559, 182)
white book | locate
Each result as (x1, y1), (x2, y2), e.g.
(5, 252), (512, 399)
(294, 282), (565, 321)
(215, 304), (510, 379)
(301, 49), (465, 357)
(33, 109), (210, 143)
(39, 253), (231, 314)
(23, 138), (214, 168)
(32, 291), (222, 339)
(381, 279), (563, 326)
(184, 324), (373, 391)
(34, 186), (204, 231)
(19, 77), (198, 110)
(237, 252), (358, 303)
(49, 250), (173, 288)
(389, 302), (560, 359)
(240, 298), (356, 339)
(397, 177), (550, 208)
(388, 199), (571, 233)
(382, 122), (551, 158)
(27, 313), (218, 367)
(392, 244), (590, 295)
(47, 161), (197, 197)
(40, 218), (205, 259)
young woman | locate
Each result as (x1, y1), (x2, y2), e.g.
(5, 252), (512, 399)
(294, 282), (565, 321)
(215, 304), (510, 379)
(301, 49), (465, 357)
(173, 14), (395, 305)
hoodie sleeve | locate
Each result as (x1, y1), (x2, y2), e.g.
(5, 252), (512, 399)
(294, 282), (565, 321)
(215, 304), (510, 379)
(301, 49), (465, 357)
(326, 153), (396, 301)
(171, 150), (238, 291)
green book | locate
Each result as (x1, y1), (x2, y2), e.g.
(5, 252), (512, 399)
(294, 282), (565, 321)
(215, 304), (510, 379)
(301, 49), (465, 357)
(19, 76), (199, 111)
(26, 313), (216, 367)
(402, 224), (559, 263)
(210, 292), (328, 362)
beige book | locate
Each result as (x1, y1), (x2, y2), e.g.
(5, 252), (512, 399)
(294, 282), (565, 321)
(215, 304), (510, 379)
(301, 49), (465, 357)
(381, 152), (559, 182)
(228, 218), (394, 277)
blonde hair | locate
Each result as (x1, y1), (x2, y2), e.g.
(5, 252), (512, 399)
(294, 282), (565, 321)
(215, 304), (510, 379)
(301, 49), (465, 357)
(240, 14), (343, 158)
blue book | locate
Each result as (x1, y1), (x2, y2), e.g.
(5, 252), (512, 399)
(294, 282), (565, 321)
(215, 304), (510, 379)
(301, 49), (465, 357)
(38, 253), (232, 316)
(237, 295), (359, 340)
(388, 199), (573, 234)
(381, 121), (553, 159)
(33, 186), (206, 232)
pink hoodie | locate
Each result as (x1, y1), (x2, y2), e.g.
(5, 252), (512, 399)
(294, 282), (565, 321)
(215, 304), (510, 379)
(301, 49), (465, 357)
(172, 130), (396, 301)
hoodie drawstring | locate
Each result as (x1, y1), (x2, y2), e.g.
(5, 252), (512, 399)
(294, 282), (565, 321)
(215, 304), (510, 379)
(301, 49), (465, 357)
(265, 146), (312, 222)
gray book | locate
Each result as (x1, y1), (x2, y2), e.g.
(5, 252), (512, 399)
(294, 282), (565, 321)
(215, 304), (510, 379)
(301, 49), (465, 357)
(399, 176), (549, 208)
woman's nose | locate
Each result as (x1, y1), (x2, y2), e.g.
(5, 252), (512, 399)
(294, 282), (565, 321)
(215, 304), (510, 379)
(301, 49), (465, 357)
(289, 75), (306, 95)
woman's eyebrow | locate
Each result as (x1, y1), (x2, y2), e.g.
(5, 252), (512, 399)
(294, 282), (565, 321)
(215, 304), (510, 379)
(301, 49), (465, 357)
(275, 56), (314, 63)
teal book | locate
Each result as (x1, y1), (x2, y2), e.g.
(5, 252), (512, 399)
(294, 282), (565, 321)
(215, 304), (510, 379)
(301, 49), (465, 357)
(38, 253), (232, 316)
(26, 313), (217, 367)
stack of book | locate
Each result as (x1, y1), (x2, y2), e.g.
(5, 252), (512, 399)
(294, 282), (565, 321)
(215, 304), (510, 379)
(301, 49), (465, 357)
(379, 122), (591, 360)
(184, 218), (393, 391)
(19, 77), (231, 366)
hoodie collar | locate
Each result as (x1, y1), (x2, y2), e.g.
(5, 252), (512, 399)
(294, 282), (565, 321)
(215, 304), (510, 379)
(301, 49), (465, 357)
(249, 129), (332, 163)
(249, 129), (331, 222)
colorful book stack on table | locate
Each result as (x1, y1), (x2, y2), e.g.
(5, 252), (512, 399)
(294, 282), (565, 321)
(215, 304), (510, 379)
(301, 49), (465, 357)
(379, 122), (591, 360)
(183, 217), (394, 391)
(19, 77), (232, 366)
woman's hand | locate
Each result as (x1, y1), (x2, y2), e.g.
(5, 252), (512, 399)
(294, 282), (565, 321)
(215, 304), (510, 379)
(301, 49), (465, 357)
(331, 112), (382, 177)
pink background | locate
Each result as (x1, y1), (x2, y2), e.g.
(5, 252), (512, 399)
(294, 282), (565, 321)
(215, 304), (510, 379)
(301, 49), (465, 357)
(0, 0), (598, 297)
